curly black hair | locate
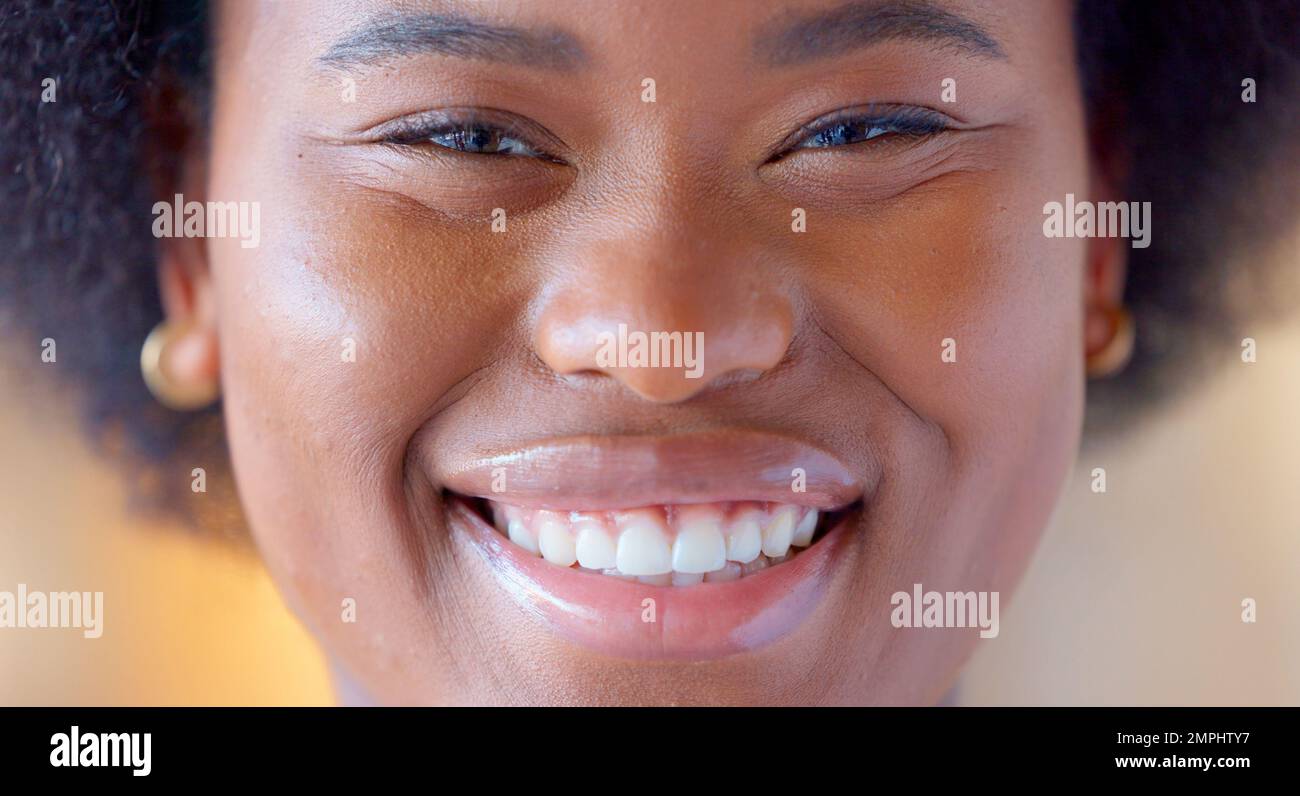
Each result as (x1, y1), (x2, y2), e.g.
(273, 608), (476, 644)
(1, 0), (1298, 533)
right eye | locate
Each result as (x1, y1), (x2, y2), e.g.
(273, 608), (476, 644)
(400, 123), (550, 159)
(376, 111), (565, 164)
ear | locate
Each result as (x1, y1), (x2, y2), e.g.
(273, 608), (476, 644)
(1082, 138), (1129, 364)
(147, 78), (220, 401)
(156, 218), (220, 397)
(1082, 219), (1127, 361)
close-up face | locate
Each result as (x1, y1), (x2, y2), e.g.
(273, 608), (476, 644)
(165, 0), (1111, 705)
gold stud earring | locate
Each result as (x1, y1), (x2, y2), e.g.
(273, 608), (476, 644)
(1085, 306), (1135, 379)
(140, 321), (219, 410)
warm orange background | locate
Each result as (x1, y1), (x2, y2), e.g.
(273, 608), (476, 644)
(0, 379), (331, 705)
(1, 266), (1297, 705)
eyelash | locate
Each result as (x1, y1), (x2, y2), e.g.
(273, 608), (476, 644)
(376, 104), (950, 164)
(379, 112), (565, 163)
(781, 105), (952, 157)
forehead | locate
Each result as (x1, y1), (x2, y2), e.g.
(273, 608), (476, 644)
(216, 0), (1065, 79)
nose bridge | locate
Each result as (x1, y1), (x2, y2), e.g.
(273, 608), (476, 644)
(533, 197), (795, 402)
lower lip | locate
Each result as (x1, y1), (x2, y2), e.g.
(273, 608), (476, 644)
(446, 498), (856, 661)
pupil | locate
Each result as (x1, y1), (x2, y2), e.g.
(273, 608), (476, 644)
(469, 127), (496, 151)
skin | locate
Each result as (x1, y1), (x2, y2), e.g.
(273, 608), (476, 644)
(158, 0), (1127, 705)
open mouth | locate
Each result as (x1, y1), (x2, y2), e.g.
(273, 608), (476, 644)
(459, 496), (856, 585)
(435, 431), (875, 660)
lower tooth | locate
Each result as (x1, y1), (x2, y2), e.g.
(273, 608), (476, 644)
(704, 562), (742, 583)
(583, 554), (803, 582)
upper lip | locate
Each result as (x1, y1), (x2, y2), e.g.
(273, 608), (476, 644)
(438, 429), (869, 511)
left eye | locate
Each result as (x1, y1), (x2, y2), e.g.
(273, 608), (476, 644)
(790, 107), (950, 151)
(800, 120), (898, 148)
(424, 125), (549, 159)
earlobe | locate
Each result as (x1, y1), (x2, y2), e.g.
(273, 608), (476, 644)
(1082, 219), (1133, 379)
(1084, 304), (1134, 379)
(140, 316), (220, 411)
(144, 235), (220, 411)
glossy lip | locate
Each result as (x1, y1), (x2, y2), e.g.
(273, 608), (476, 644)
(439, 430), (869, 511)
(437, 430), (876, 661)
(447, 497), (861, 661)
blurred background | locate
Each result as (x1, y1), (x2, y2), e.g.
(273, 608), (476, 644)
(1, 252), (1297, 705)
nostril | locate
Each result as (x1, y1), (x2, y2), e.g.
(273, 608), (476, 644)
(552, 367), (616, 386)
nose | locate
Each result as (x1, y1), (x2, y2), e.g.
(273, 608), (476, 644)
(534, 234), (794, 403)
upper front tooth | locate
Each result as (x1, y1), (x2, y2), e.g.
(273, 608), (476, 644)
(536, 510), (577, 567)
(724, 505), (764, 563)
(506, 510), (540, 555)
(573, 515), (617, 570)
(614, 509), (673, 576)
(761, 504), (798, 558)
(791, 509), (819, 547)
(671, 506), (727, 573)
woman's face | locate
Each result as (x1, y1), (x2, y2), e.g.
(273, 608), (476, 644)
(183, 0), (1108, 704)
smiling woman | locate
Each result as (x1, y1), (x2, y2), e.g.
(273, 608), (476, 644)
(0, 0), (1297, 706)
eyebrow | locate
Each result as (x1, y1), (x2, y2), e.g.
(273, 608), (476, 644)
(317, 13), (588, 72)
(755, 0), (1007, 65)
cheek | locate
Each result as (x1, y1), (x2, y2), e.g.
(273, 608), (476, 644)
(203, 168), (526, 678)
(802, 130), (1089, 608)
(807, 169), (1086, 433)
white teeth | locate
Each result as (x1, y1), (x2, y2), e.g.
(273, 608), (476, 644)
(761, 505), (798, 558)
(485, 500), (831, 583)
(573, 516), (618, 570)
(792, 509), (819, 547)
(671, 506), (727, 574)
(614, 510), (673, 576)
(724, 505), (764, 563)
(537, 511), (577, 567)
(671, 571), (705, 586)
(704, 562), (742, 583)
(504, 507), (540, 555)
